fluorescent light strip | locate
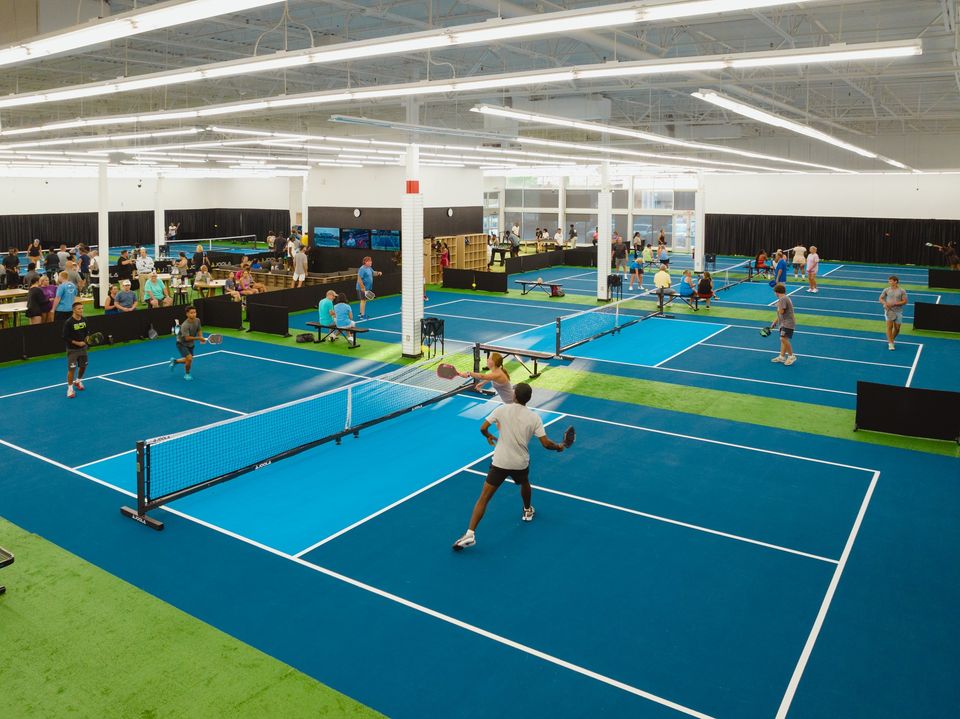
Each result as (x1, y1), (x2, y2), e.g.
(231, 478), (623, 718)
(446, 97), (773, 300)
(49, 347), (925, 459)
(472, 104), (853, 172)
(0, 39), (921, 138)
(0, 128), (201, 151)
(692, 89), (915, 169)
(0, 0), (827, 108)
(0, 0), (286, 69)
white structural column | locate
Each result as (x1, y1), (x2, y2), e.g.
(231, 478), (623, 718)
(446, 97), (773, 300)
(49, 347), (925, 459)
(153, 176), (165, 259)
(300, 173), (309, 234)
(596, 162), (612, 301)
(401, 145), (425, 358)
(694, 172), (706, 273)
(97, 164), (110, 308)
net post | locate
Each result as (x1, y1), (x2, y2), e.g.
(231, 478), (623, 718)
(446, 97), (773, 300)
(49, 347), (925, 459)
(121, 440), (164, 530)
(555, 317), (562, 357)
(473, 343), (481, 373)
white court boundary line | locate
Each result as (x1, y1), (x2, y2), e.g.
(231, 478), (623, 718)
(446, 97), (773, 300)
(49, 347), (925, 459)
(820, 264), (844, 277)
(0, 431), (716, 719)
(905, 344), (924, 388)
(461, 468), (838, 564)
(427, 312), (538, 327)
(569, 353), (857, 397)
(73, 447), (136, 470)
(99, 376), (246, 415)
(700, 343), (912, 369)
(774, 471), (879, 719)
(653, 326), (730, 368)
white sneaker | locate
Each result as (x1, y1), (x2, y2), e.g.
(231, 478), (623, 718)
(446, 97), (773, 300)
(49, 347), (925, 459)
(522, 506), (536, 522)
(805, 288), (813, 292)
(452, 532), (476, 551)
(888, 342), (895, 351)
(66, 385), (76, 398)
(771, 355), (785, 363)
(811, 288), (818, 293)
(74, 380), (85, 391)
(784, 354), (797, 366)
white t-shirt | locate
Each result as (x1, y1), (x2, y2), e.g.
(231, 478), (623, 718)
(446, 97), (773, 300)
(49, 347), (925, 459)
(792, 246), (806, 264)
(488, 403), (545, 470)
(806, 252), (819, 272)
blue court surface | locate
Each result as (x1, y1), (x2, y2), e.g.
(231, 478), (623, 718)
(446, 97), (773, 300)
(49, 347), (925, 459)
(1, 332), (958, 719)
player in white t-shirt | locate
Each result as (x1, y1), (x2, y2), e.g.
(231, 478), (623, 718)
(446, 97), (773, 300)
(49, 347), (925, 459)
(452, 383), (566, 551)
(805, 245), (820, 293)
(790, 245), (807, 279)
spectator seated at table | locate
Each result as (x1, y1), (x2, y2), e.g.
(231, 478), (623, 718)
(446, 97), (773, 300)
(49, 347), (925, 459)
(103, 285), (121, 315)
(115, 280), (138, 312)
(194, 265), (213, 285)
(238, 269), (266, 294)
(250, 258), (263, 271)
(223, 276), (242, 302)
(653, 264), (677, 297)
(143, 272), (173, 308)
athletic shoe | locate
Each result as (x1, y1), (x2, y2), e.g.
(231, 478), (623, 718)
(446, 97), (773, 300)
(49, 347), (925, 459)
(66, 385), (76, 398)
(452, 533), (476, 551)
(184, 373), (193, 381)
(810, 288), (818, 293)
(359, 314), (367, 320)
(784, 355), (797, 366)
(888, 342), (895, 351)
(805, 288), (813, 292)
(522, 506), (536, 522)
(169, 358), (176, 371)
(771, 355), (785, 363)
(74, 380), (85, 391)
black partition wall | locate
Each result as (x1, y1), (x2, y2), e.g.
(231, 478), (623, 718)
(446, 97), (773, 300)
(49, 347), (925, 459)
(307, 206), (482, 237)
(0, 210), (156, 249)
(165, 208), (290, 242)
(705, 214), (960, 266)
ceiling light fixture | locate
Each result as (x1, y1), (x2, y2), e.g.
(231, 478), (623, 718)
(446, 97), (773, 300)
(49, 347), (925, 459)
(0, 0), (286, 69)
(692, 90), (915, 169)
(0, 39), (921, 137)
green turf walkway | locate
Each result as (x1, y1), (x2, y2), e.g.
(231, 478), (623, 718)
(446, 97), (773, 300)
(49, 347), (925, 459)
(0, 517), (382, 719)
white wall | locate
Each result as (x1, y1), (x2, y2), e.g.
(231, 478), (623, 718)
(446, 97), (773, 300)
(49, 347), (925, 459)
(0, 176), (292, 215)
(704, 173), (960, 220)
(306, 166), (482, 208)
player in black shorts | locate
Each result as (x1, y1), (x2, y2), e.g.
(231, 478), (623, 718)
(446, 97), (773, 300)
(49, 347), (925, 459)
(63, 301), (89, 399)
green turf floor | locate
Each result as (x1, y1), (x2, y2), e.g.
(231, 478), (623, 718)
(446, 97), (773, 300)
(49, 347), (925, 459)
(0, 517), (383, 719)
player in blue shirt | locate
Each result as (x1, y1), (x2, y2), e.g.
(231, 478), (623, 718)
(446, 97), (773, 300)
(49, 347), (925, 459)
(356, 256), (382, 320)
(773, 251), (789, 286)
(53, 271), (78, 320)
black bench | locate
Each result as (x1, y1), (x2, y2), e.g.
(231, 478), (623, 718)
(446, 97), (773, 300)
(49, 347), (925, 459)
(0, 545), (13, 596)
(516, 280), (565, 297)
(306, 321), (369, 348)
(653, 289), (699, 313)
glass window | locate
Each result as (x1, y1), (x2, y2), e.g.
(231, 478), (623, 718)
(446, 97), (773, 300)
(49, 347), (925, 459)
(520, 213), (560, 241)
(566, 213), (597, 246)
(566, 189), (599, 209)
(635, 190), (674, 210)
(483, 191), (500, 210)
(522, 188), (559, 207)
(504, 189), (522, 207)
(483, 213), (499, 236)
(632, 215), (673, 246)
(612, 189), (628, 209)
(674, 191), (695, 211)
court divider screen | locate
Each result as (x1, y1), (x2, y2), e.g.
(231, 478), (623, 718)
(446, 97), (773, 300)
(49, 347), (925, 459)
(121, 355), (473, 529)
(855, 381), (960, 443)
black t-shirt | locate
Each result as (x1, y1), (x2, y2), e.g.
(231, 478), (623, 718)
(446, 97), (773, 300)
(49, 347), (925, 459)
(27, 245), (41, 258)
(116, 257), (134, 280)
(45, 253), (59, 270)
(192, 251), (208, 270)
(2, 255), (18, 273)
(612, 243), (627, 259)
(27, 286), (48, 316)
(62, 315), (88, 350)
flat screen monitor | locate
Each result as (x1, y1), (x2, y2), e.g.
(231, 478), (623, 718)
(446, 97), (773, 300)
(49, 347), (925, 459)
(371, 229), (401, 251)
(341, 228), (371, 249)
(313, 226), (340, 248)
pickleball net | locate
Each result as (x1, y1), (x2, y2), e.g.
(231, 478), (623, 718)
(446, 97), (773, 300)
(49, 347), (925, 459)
(555, 297), (653, 354)
(121, 352), (474, 529)
(163, 234), (263, 256)
(709, 259), (754, 293)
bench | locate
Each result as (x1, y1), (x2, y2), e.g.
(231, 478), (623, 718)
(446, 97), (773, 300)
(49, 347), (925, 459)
(516, 280), (565, 297)
(653, 289), (699, 314)
(306, 321), (369, 348)
(0, 545), (13, 596)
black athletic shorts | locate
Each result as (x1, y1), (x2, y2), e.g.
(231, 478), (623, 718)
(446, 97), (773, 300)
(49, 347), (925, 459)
(780, 327), (795, 339)
(485, 464), (530, 488)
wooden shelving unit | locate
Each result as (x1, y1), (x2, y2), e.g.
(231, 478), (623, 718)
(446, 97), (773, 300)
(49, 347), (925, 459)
(424, 233), (488, 284)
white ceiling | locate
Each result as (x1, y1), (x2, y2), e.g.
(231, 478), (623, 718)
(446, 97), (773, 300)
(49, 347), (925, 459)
(0, 0), (958, 172)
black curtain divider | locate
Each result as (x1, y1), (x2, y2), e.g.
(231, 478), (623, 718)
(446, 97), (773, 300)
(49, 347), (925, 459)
(108, 210), (154, 248)
(474, 271), (508, 293)
(705, 213), (960, 265)
(247, 303), (289, 336)
(856, 381), (960, 442)
(0, 326), (26, 362)
(913, 302), (960, 332)
(441, 268), (474, 290)
(194, 295), (244, 330)
(0, 212), (98, 250)
(164, 208), (290, 242)
(563, 248), (597, 267)
(245, 273), (403, 314)
(929, 268), (960, 289)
